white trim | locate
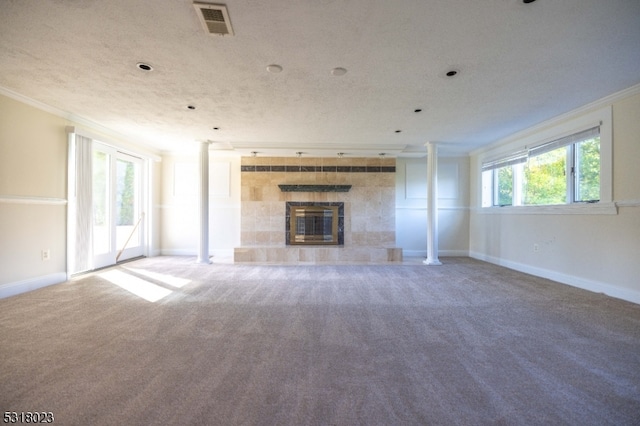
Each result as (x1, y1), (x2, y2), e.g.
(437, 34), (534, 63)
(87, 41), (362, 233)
(0, 86), (69, 118)
(403, 249), (469, 258)
(440, 250), (469, 257)
(396, 206), (470, 211)
(0, 86), (162, 158)
(0, 195), (67, 205)
(470, 83), (640, 157)
(160, 249), (196, 256)
(403, 249), (427, 257)
(158, 204), (242, 209)
(477, 202), (617, 215)
(160, 248), (232, 257)
(469, 251), (640, 305)
(66, 126), (161, 162)
(616, 199), (640, 208)
(0, 273), (67, 299)
(475, 105), (613, 209)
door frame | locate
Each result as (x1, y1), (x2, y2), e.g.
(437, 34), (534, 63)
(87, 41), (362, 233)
(92, 141), (147, 269)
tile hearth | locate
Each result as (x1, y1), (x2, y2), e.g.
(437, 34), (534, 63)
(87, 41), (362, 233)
(234, 246), (403, 264)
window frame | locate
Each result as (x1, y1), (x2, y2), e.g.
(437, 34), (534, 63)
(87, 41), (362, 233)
(479, 106), (614, 215)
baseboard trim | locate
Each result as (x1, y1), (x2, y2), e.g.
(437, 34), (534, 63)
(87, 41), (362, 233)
(469, 251), (640, 305)
(0, 272), (67, 299)
(440, 250), (470, 257)
(403, 249), (469, 258)
(159, 249), (234, 258)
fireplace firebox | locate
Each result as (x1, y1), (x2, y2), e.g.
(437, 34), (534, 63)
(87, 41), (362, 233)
(286, 202), (344, 245)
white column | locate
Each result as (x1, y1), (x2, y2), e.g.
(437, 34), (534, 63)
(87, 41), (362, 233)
(197, 141), (212, 264)
(424, 142), (442, 265)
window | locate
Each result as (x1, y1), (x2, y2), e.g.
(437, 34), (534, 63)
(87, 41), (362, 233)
(482, 127), (601, 207)
(574, 137), (600, 202)
(523, 146), (568, 205)
(495, 165), (514, 206)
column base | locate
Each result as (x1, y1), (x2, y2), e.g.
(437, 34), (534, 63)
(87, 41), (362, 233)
(423, 258), (442, 265)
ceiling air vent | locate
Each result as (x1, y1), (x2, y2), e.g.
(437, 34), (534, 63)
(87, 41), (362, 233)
(193, 3), (234, 36)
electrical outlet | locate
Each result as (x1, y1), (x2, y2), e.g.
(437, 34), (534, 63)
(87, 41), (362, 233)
(533, 244), (539, 252)
(41, 249), (51, 261)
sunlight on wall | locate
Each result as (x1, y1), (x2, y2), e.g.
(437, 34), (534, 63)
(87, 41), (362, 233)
(100, 270), (172, 302)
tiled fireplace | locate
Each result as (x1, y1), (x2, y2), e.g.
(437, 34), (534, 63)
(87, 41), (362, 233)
(234, 156), (402, 263)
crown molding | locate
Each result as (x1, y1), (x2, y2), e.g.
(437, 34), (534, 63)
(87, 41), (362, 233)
(0, 85), (161, 157)
(470, 83), (640, 157)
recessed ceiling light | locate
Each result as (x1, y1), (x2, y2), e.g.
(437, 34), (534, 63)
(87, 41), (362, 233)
(186, 105), (196, 110)
(212, 127), (220, 130)
(523, 0), (537, 3)
(266, 64), (283, 73)
(395, 130), (402, 133)
(446, 70), (458, 77)
(331, 67), (348, 76)
(414, 108), (422, 113)
(136, 62), (153, 72)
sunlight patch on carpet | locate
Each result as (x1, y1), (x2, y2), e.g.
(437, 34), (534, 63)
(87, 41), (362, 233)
(124, 267), (191, 288)
(100, 270), (172, 302)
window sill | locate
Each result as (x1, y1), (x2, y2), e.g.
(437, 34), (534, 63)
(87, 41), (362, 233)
(478, 202), (617, 215)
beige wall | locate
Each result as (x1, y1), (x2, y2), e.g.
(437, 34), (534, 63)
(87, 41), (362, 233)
(0, 93), (162, 294)
(240, 156), (396, 247)
(469, 90), (640, 303)
(3, 84), (639, 301)
(612, 93), (640, 202)
(0, 94), (68, 286)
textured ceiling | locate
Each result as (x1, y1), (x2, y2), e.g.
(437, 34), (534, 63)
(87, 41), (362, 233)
(1, 0), (639, 156)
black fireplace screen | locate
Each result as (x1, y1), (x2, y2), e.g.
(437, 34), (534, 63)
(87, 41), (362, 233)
(286, 202), (344, 245)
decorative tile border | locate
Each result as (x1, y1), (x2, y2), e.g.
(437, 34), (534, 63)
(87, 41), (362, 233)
(241, 165), (396, 173)
(278, 185), (352, 192)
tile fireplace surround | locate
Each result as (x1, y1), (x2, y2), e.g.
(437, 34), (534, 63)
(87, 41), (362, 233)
(234, 156), (402, 263)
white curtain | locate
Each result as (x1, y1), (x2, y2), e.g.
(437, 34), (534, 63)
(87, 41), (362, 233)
(70, 134), (93, 274)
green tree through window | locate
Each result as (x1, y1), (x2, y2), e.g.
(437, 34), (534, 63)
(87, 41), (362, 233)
(483, 129), (601, 207)
(117, 160), (135, 226)
(496, 166), (513, 206)
(524, 147), (567, 205)
(575, 138), (600, 202)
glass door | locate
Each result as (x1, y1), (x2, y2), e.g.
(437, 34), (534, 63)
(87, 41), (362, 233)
(115, 155), (144, 261)
(93, 143), (145, 269)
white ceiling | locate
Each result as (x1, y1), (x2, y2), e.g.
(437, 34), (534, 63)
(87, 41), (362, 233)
(1, 0), (639, 156)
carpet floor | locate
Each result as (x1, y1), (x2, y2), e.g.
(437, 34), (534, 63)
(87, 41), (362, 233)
(1, 257), (639, 425)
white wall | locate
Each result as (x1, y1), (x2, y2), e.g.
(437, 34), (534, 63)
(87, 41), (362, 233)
(395, 156), (470, 257)
(160, 153), (241, 257)
(469, 87), (640, 304)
